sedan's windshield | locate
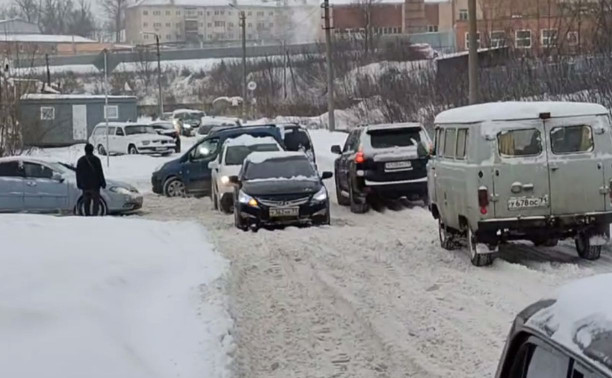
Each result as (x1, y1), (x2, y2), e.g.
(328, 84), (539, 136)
(225, 144), (279, 165)
(245, 157), (316, 180)
(125, 125), (158, 135)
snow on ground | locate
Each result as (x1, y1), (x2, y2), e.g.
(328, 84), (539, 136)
(0, 215), (233, 378)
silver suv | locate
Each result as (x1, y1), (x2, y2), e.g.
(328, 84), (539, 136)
(429, 101), (612, 266)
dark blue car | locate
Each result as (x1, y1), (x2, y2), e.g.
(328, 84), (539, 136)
(151, 125), (283, 197)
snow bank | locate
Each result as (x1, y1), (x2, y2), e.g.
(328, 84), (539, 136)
(0, 215), (233, 378)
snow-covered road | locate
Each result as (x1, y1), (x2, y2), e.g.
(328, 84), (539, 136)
(139, 131), (612, 378)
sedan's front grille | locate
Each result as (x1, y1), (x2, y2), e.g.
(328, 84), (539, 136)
(257, 197), (310, 207)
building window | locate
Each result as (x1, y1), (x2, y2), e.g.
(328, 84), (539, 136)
(40, 107), (55, 121)
(153, 10), (160, 16)
(144, 34), (149, 40)
(229, 22), (234, 27)
(459, 9), (468, 21)
(491, 30), (506, 48)
(465, 31), (481, 49)
(269, 11), (273, 16)
(567, 31), (579, 46)
(214, 10), (219, 15)
(166, 34), (172, 40)
(176, 22), (182, 28)
(228, 11), (232, 15)
(221, 10), (224, 15)
(427, 25), (438, 32)
(198, 11), (203, 15)
(248, 34), (253, 39)
(166, 10), (171, 15)
(248, 23), (252, 28)
(248, 11), (252, 16)
(208, 34), (212, 39)
(215, 21), (225, 27)
(199, 22), (203, 27)
(516, 29), (532, 48)
(229, 33), (234, 39)
(208, 22), (212, 27)
(154, 22), (161, 27)
(166, 22), (171, 27)
(207, 11), (210, 16)
(541, 29), (557, 47)
(176, 11), (181, 15)
(257, 11), (264, 16)
(269, 22), (273, 28)
(143, 22), (148, 27)
(104, 105), (119, 120)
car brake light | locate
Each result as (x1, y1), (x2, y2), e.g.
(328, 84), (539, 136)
(478, 187), (489, 215)
(355, 151), (365, 164)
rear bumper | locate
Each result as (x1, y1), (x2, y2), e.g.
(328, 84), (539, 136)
(363, 177), (428, 197)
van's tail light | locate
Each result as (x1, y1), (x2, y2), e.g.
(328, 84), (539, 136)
(478, 187), (489, 215)
(355, 150), (365, 164)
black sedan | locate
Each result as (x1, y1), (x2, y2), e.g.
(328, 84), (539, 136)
(151, 121), (181, 153)
(229, 152), (333, 231)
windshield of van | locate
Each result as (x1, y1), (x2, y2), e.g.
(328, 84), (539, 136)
(245, 157), (315, 180)
(225, 144), (280, 165)
(125, 125), (158, 135)
(550, 125), (594, 154)
(498, 129), (542, 157)
(368, 128), (422, 148)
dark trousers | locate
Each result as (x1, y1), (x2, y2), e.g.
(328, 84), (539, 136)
(83, 189), (101, 216)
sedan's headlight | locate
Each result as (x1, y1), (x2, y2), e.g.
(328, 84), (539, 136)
(142, 140), (151, 146)
(238, 190), (258, 207)
(109, 186), (131, 195)
(313, 187), (328, 202)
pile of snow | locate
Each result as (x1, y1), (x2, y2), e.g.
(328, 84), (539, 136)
(0, 215), (233, 378)
(224, 134), (278, 147)
(245, 151), (307, 164)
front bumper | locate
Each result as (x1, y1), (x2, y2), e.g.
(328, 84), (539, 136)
(138, 145), (175, 154)
(108, 194), (144, 213)
(151, 173), (164, 194)
(237, 200), (329, 226)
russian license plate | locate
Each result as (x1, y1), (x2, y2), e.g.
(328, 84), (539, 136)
(269, 207), (299, 217)
(508, 196), (548, 210)
(156, 147), (165, 151)
(385, 161), (412, 170)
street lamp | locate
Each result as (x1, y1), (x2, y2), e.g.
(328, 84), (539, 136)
(229, 3), (247, 121)
(142, 32), (164, 118)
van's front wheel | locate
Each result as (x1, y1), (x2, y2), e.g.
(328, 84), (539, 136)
(575, 232), (602, 261)
(467, 227), (494, 267)
(438, 220), (455, 250)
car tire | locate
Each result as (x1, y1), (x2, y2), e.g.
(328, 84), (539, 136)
(75, 197), (108, 216)
(97, 144), (107, 156)
(163, 177), (186, 197)
(438, 219), (455, 250)
(128, 145), (138, 155)
(234, 207), (247, 231)
(348, 178), (369, 214)
(575, 233), (602, 260)
(335, 175), (350, 206)
(467, 227), (494, 267)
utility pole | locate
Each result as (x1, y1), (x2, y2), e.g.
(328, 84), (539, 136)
(323, 0), (336, 131)
(103, 49), (110, 168)
(240, 10), (247, 121)
(468, 0), (479, 104)
(45, 54), (51, 88)
(155, 34), (163, 118)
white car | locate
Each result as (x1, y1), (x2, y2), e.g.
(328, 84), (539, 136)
(209, 135), (281, 213)
(89, 123), (175, 156)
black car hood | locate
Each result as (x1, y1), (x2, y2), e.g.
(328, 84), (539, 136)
(243, 179), (321, 196)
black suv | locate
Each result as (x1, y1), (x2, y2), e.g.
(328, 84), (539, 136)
(331, 123), (431, 213)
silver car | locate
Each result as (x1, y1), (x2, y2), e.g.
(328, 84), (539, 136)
(0, 157), (143, 215)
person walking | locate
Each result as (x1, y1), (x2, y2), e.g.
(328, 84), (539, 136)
(76, 143), (106, 216)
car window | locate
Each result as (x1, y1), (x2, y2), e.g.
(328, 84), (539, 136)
(343, 131), (359, 153)
(498, 129), (543, 157)
(433, 128), (441, 156)
(125, 125), (157, 135)
(108, 127), (116, 135)
(456, 129), (468, 159)
(0, 161), (22, 177)
(284, 129), (312, 151)
(550, 125), (594, 154)
(116, 127), (125, 136)
(191, 138), (219, 161)
(444, 128), (456, 158)
(525, 343), (570, 378)
(368, 127), (422, 149)
(571, 362), (605, 378)
(225, 144), (280, 165)
(23, 162), (54, 179)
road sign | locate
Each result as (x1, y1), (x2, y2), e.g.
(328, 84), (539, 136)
(247, 81), (257, 91)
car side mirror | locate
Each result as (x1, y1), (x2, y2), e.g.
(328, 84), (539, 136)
(228, 175), (240, 186)
(208, 161), (218, 170)
(331, 145), (342, 154)
(52, 172), (64, 183)
(321, 171), (333, 180)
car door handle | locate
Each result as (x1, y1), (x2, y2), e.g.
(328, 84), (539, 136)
(550, 165), (559, 171)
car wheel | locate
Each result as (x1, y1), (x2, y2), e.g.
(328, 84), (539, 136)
(163, 177), (186, 197)
(467, 227), (494, 267)
(348, 178), (369, 214)
(438, 219), (455, 250)
(335, 175), (350, 206)
(128, 145), (138, 155)
(234, 207), (247, 231)
(75, 197), (108, 216)
(575, 233), (602, 260)
(220, 196), (233, 214)
(97, 144), (107, 156)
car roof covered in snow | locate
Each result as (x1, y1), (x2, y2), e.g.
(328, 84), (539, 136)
(245, 151), (307, 164)
(435, 102), (609, 124)
(0, 156), (62, 165)
(524, 274), (612, 375)
(364, 122), (422, 131)
(94, 122), (150, 127)
(223, 134), (279, 147)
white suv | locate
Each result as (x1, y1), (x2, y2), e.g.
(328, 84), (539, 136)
(89, 123), (175, 156)
(209, 135), (281, 213)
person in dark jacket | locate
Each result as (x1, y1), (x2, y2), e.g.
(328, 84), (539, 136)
(76, 144), (106, 216)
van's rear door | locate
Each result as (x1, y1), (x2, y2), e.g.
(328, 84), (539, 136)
(544, 116), (606, 215)
(492, 121), (551, 219)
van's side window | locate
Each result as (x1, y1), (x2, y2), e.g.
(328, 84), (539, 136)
(116, 128), (125, 136)
(433, 128), (441, 156)
(550, 125), (594, 154)
(498, 129), (542, 157)
(443, 128), (456, 158)
(525, 343), (571, 378)
(343, 130), (360, 153)
(456, 129), (468, 160)
(437, 128), (445, 157)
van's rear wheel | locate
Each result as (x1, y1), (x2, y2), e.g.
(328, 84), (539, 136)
(97, 144), (107, 156)
(575, 233), (602, 261)
(468, 227), (494, 267)
(438, 220), (455, 250)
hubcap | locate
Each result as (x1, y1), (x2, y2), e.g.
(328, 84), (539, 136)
(168, 181), (184, 197)
(468, 228), (477, 259)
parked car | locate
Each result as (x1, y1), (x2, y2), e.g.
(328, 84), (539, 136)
(277, 123), (317, 167)
(496, 273), (612, 378)
(0, 157), (143, 215)
(330, 123), (431, 214)
(196, 118), (240, 140)
(151, 121), (181, 153)
(429, 101), (612, 267)
(89, 122), (175, 156)
(210, 135), (282, 213)
(172, 109), (205, 136)
(151, 125), (284, 198)
(229, 151), (333, 231)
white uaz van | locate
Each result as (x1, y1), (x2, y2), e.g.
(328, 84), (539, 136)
(429, 102), (612, 266)
(89, 122), (175, 156)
